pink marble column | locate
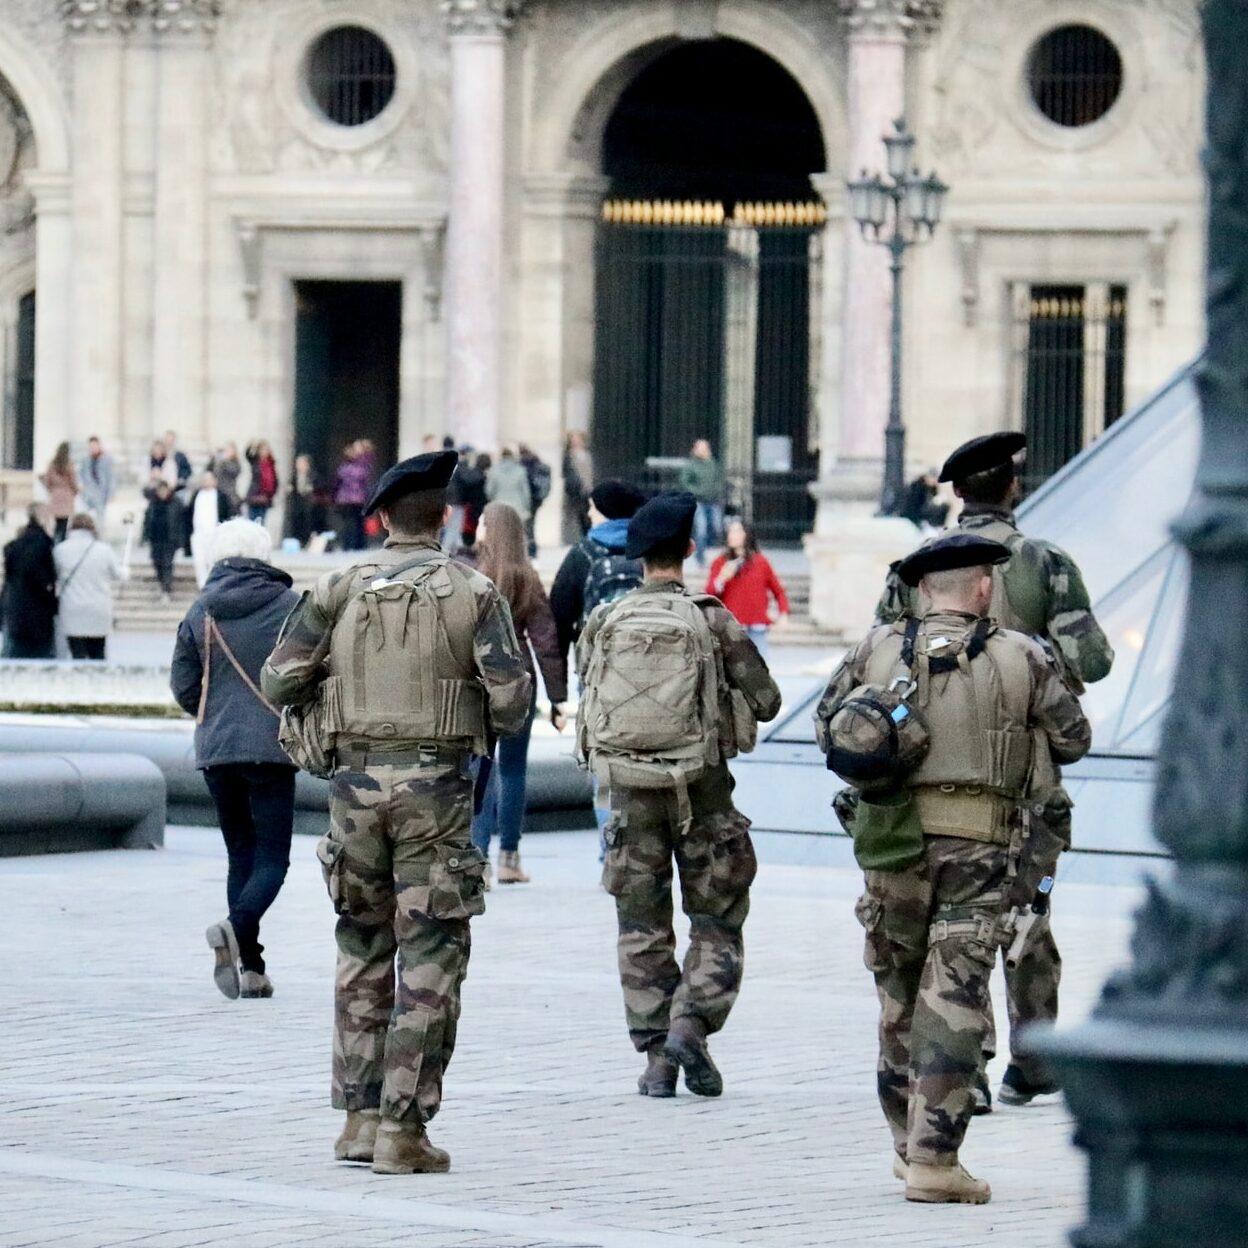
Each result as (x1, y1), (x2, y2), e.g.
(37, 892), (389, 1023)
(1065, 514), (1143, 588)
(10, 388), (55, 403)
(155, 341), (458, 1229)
(442, 1), (519, 452)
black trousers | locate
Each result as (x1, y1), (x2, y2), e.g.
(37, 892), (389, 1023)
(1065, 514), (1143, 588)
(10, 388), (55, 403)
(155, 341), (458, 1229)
(68, 636), (106, 660)
(150, 542), (176, 593)
(202, 763), (296, 973)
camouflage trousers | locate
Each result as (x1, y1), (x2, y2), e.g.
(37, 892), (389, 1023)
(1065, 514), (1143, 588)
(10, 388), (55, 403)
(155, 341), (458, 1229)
(984, 790), (1070, 1083)
(601, 764), (756, 1052)
(855, 835), (1009, 1166)
(315, 759), (486, 1125)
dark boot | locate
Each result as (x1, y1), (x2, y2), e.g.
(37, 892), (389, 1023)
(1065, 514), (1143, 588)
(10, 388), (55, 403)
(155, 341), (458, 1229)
(663, 1015), (723, 1098)
(971, 1070), (993, 1115)
(998, 1063), (1060, 1106)
(637, 1044), (678, 1098)
(371, 1120), (451, 1175)
(334, 1109), (379, 1162)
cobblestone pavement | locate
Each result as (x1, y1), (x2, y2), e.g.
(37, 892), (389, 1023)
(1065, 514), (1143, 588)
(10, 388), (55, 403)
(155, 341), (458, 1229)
(0, 828), (1146, 1248)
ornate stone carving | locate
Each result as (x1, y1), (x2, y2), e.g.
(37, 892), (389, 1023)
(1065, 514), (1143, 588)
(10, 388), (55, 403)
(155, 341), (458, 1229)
(151, 0), (220, 36)
(441, 0), (526, 37)
(838, 0), (944, 37)
(62, 1), (149, 34)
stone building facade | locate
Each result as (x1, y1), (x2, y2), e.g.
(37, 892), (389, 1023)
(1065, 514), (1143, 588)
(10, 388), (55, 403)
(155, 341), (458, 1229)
(0, 0), (1205, 588)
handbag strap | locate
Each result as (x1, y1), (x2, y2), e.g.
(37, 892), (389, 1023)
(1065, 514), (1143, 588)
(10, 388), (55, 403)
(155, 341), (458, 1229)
(59, 536), (96, 595)
(196, 613), (280, 725)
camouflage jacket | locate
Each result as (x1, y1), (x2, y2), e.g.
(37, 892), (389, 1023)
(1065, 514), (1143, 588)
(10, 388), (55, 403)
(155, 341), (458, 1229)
(815, 609), (1092, 773)
(875, 505), (1113, 693)
(260, 537), (532, 739)
(576, 580), (783, 755)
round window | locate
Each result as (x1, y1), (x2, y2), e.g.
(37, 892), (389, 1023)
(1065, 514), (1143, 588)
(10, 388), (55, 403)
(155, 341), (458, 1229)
(306, 26), (397, 128)
(1027, 25), (1123, 128)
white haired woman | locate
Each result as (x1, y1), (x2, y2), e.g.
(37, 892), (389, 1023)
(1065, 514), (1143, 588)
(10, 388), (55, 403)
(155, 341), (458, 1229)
(170, 518), (300, 1000)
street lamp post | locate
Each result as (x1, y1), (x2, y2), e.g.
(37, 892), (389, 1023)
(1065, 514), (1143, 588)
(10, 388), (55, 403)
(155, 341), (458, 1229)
(848, 118), (948, 516)
(1035, 5), (1248, 1244)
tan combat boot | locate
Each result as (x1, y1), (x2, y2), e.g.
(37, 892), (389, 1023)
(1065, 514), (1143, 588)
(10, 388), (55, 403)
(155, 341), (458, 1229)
(892, 1154), (908, 1182)
(334, 1109), (380, 1163)
(496, 850), (530, 884)
(371, 1120), (451, 1175)
(905, 1161), (991, 1205)
(239, 971), (274, 999)
(483, 860), (493, 892)
(637, 1044), (678, 1098)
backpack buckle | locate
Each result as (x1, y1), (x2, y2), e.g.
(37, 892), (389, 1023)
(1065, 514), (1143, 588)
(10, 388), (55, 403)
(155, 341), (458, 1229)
(888, 676), (917, 698)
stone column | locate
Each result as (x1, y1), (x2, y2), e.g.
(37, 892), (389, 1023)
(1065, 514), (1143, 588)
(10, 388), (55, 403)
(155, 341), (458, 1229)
(25, 174), (72, 476)
(63, 2), (131, 454)
(150, 1), (217, 450)
(805, 1), (943, 638)
(441, 1), (522, 452)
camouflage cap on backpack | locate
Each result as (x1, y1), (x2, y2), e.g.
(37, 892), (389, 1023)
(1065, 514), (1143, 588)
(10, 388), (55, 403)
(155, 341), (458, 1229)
(822, 682), (931, 791)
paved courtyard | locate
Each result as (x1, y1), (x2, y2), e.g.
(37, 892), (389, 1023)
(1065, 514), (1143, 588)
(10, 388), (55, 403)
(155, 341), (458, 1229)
(0, 827), (1146, 1248)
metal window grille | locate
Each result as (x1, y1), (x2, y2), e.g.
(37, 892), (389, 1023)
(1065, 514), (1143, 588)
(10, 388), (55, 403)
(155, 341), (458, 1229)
(1027, 25), (1123, 128)
(1017, 283), (1127, 494)
(593, 200), (825, 544)
(3, 290), (34, 471)
(306, 26), (396, 128)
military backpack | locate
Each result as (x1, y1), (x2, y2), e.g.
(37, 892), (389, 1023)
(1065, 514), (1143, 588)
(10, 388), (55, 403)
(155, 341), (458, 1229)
(578, 590), (721, 828)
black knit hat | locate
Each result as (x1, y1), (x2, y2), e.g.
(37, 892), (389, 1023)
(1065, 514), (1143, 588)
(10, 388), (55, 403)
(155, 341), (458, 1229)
(590, 479), (647, 521)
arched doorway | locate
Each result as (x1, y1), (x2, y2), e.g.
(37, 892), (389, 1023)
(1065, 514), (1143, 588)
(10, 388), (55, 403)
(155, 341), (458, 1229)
(593, 38), (826, 542)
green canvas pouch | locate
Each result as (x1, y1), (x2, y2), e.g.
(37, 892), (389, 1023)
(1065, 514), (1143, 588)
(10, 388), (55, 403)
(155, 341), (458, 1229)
(852, 789), (925, 872)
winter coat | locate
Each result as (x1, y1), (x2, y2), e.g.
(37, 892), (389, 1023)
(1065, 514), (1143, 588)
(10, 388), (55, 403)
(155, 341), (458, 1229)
(210, 455), (243, 506)
(549, 516), (630, 660)
(2, 522), (57, 647)
(53, 530), (123, 638)
(143, 493), (182, 547)
(334, 456), (372, 507)
(170, 558), (299, 769)
(246, 452), (279, 506)
(705, 552), (790, 628)
(485, 458), (532, 521)
(78, 453), (115, 512)
(679, 456), (725, 505)
(42, 465), (79, 519)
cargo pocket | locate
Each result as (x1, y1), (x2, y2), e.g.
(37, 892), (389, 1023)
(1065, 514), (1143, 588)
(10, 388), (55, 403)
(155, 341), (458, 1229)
(709, 810), (758, 895)
(315, 835), (346, 915)
(425, 842), (488, 920)
(854, 893), (891, 974)
(600, 815), (630, 897)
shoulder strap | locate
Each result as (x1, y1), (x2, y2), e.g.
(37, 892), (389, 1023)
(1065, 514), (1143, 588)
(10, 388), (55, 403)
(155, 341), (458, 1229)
(196, 614), (280, 725)
(925, 616), (993, 676)
(59, 537), (97, 594)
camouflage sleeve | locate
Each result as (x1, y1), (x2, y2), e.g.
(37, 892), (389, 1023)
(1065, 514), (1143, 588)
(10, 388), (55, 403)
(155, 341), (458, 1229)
(874, 563), (916, 625)
(701, 600), (782, 723)
(473, 581), (533, 738)
(1043, 543), (1114, 687)
(1025, 638), (1093, 766)
(812, 629), (886, 754)
(259, 571), (339, 707)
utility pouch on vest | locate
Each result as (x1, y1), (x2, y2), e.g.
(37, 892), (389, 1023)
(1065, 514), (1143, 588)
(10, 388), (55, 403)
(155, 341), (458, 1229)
(913, 786), (1011, 844)
(984, 728), (1033, 795)
(852, 789), (925, 872)
(278, 677), (341, 780)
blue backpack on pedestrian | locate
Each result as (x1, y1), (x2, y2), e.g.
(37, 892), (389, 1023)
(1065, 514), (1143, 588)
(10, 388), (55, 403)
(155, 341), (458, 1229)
(581, 539), (643, 625)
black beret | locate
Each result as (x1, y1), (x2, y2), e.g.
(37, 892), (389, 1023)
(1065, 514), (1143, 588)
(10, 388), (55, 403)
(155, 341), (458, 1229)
(364, 450), (458, 517)
(938, 432), (1027, 483)
(897, 533), (1011, 587)
(626, 491), (697, 560)
(591, 479), (647, 521)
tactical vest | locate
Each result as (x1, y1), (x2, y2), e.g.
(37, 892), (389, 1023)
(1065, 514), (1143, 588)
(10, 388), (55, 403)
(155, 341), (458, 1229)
(962, 516), (1049, 636)
(858, 615), (1034, 844)
(322, 548), (486, 752)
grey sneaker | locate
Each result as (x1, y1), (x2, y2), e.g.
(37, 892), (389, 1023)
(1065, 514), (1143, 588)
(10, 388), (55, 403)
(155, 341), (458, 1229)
(239, 971), (274, 999)
(205, 920), (241, 1000)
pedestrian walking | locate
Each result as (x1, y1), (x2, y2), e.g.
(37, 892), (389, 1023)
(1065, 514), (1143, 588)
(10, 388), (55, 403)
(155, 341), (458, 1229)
(286, 454), (325, 548)
(561, 431), (594, 543)
(678, 439), (725, 567)
(333, 441), (371, 551)
(262, 450), (530, 1175)
(143, 477), (181, 599)
(485, 447), (532, 523)
(1, 505), (57, 659)
(53, 514), (125, 660)
(40, 442), (79, 542)
(189, 470), (234, 589)
(440, 446), (472, 554)
(816, 533), (1092, 1204)
(468, 501), (568, 886)
(576, 492), (780, 1099)
(209, 442), (245, 512)
(78, 436), (115, 530)
(458, 451), (489, 549)
(162, 430), (193, 489)
(705, 520), (789, 658)
(244, 441), (279, 524)
(171, 518), (300, 1002)
(518, 443), (551, 556)
(875, 432), (1114, 1111)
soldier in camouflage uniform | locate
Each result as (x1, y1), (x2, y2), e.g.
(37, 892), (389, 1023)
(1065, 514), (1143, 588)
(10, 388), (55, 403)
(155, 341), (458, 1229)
(875, 432), (1112, 1107)
(261, 451), (530, 1175)
(818, 534), (1091, 1203)
(576, 493), (781, 1099)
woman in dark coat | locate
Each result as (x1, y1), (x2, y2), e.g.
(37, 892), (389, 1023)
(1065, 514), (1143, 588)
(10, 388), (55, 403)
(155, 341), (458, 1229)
(171, 518), (300, 1000)
(1, 505), (57, 658)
